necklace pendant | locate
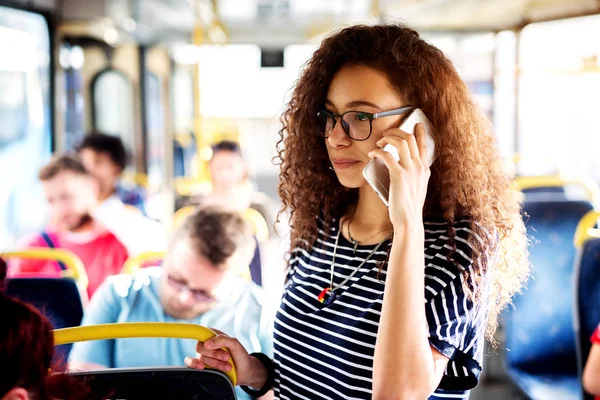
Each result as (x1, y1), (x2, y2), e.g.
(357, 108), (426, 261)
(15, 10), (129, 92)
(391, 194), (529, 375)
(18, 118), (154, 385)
(352, 240), (358, 254)
(317, 288), (336, 305)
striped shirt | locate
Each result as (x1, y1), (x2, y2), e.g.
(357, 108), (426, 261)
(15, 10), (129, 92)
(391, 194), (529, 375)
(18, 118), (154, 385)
(273, 217), (490, 399)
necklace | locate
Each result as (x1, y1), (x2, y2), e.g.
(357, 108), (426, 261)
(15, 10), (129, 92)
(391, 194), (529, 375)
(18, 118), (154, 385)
(347, 218), (393, 254)
(318, 228), (392, 306)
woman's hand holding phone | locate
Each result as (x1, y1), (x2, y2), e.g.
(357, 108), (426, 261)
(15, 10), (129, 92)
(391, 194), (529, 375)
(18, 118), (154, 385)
(367, 122), (432, 228)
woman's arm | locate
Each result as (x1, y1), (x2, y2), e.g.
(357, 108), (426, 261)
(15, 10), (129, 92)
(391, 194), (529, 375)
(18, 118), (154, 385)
(370, 124), (448, 399)
(583, 343), (600, 396)
(373, 222), (448, 400)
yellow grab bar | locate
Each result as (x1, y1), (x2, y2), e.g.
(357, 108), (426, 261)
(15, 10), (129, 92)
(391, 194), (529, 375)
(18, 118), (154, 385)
(574, 211), (600, 248)
(514, 175), (600, 202)
(121, 172), (149, 188)
(2, 248), (88, 289)
(242, 208), (269, 243)
(511, 154), (561, 173)
(121, 251), (165, 275)
(53, 322), (237, 385)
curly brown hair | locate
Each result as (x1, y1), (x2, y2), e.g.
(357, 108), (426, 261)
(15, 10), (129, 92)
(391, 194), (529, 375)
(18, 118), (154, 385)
(275, 23), (530, 340)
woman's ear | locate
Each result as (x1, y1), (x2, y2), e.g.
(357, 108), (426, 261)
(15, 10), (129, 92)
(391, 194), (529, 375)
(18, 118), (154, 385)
(1, 388), (30, 400)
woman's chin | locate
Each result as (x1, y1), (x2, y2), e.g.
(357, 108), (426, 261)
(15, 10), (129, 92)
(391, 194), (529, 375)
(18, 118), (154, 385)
(335, 174), (368, 189)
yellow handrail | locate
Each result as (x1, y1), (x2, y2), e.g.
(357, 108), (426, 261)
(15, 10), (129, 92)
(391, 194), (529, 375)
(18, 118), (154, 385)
(53, 322), (237, 385)
(574, 211), (600, 248)
(2, 248), (89, 290)
(173, 205), (196, 228)
(121, 251), (165, 274)
(242, 208), (270, 243)
(511, 154), (561, 174)
(121, 172), (149, 188)
(514, 175), (600, 202)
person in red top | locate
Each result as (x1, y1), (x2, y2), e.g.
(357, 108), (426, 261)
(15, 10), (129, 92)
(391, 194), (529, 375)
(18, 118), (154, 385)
(584, 323), (600, 398)
(7, 155), (129, 298)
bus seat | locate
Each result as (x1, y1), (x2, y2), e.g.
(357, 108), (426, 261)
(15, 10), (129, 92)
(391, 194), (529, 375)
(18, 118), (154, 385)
(2, 248), (89, 291)
(67, 368), (236, 399)
(55, 323), (237, 399)
(5, 277), (84, 363)
(121, 251), (165, 274)
(515, 175), (600, 203)
(574, 211), (600, 400)
(504, 198), (595, 399)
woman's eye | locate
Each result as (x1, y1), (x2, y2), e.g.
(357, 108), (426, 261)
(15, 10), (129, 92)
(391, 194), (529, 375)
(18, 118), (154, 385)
(355, 113), (369, 122)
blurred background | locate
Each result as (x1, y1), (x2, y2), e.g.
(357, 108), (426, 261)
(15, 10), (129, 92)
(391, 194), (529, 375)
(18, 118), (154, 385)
(1, 1), (600, 399)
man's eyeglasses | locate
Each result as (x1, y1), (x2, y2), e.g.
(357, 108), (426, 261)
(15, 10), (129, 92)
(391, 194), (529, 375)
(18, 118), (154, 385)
(167, 274), (215, 303)
(316, 106), (414, 141)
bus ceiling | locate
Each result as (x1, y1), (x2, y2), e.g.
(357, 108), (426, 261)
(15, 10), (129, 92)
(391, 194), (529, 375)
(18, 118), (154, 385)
(8, 0), (595, 47)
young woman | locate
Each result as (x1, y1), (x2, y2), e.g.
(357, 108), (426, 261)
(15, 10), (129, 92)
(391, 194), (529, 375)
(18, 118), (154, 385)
(186, 23), (529, 399)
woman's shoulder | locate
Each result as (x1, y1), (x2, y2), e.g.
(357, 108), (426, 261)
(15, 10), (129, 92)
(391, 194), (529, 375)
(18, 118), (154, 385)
(424, 217), (494, 245)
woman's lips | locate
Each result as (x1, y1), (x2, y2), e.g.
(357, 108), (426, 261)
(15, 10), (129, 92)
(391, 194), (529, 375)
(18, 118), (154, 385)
(331, 158), (360, 170)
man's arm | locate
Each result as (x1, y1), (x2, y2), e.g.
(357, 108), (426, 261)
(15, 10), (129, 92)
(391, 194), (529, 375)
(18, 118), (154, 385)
(68, 277), (124, 369)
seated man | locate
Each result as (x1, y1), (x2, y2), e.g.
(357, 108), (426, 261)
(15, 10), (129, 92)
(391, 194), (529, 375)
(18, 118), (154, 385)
(69, 206), (274, 400)
(78, 132), (167, 256)
(78, 132), (146, 213)
(7, 155), (129, 297)
(583, 323), (600, 399)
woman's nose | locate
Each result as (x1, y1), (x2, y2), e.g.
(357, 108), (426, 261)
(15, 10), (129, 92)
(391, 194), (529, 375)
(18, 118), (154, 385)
(327, 119), (351, 148)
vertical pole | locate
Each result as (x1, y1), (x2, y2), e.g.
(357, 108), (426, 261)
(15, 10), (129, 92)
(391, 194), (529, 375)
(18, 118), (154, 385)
(513, 28), (522, 157)
(192, 24), (205, 181)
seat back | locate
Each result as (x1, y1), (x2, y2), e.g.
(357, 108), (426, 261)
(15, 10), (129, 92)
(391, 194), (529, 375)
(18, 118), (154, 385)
(504, 199), (594, 398)
(5, 277), (84, 361)
(574, 212), (600, 400)
(121, 251), (165, 274)
(67, 367), (237, 399)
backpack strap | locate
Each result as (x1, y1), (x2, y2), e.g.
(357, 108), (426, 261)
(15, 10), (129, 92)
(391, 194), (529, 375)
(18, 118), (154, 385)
(39, 231), (68, 271)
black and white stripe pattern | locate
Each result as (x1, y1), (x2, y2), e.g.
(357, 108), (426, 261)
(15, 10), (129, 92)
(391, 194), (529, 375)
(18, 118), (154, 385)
(273, 217), (489, 399)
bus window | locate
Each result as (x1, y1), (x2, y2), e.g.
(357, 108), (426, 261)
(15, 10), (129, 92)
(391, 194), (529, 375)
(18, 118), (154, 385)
(92, 69), (136, 167)
(144, 71), (166, 221)
(172, 67), (195, 178)
(144, 71), (165, 190)
(0, 6), (51, 249)
(518, 15), (600, 181)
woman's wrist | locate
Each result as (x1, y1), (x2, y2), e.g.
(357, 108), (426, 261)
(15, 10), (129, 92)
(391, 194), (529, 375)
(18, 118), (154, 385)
(245, 354), (269, 388)
(241, 353), (275, 397)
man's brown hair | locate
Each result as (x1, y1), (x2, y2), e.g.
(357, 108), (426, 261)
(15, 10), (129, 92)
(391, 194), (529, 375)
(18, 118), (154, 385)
(39, 154), (89, 181)
(174, 206), (255, 268)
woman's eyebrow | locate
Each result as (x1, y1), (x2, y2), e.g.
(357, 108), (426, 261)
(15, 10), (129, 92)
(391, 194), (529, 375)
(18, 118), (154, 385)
(345, 100), (382, 110)
(325, 99), (382, 111)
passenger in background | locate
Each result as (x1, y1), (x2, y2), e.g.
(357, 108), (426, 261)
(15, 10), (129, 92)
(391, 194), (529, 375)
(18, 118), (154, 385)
(7, 155), (128, 297)
(206, 141), (283, 290)
(200, 141), (277, 233)
(78, 132), (145, 214)
(79, 133), (167, 257)
(0, 259), (98, 400)
(69, 206), (274, 400)
(583, 323), (600, 398)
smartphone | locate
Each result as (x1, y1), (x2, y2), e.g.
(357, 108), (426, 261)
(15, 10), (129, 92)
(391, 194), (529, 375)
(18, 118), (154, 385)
(362, 108), (435, 207)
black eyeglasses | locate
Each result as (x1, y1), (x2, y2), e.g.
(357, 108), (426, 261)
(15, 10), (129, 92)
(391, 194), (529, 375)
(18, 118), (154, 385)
(167, 274), (215, 303)
(316, 106), (414, 141)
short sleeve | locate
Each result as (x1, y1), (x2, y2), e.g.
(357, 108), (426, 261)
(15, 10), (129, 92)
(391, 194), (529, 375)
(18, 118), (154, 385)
(69, 279), (122, 367)
(591, 324), (600, 344)
(425, 274), (479, 364)
(422, 219), (491, 389)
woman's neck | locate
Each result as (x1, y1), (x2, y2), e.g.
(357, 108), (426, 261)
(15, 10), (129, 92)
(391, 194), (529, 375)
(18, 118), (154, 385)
(341, 185), (393, 244)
